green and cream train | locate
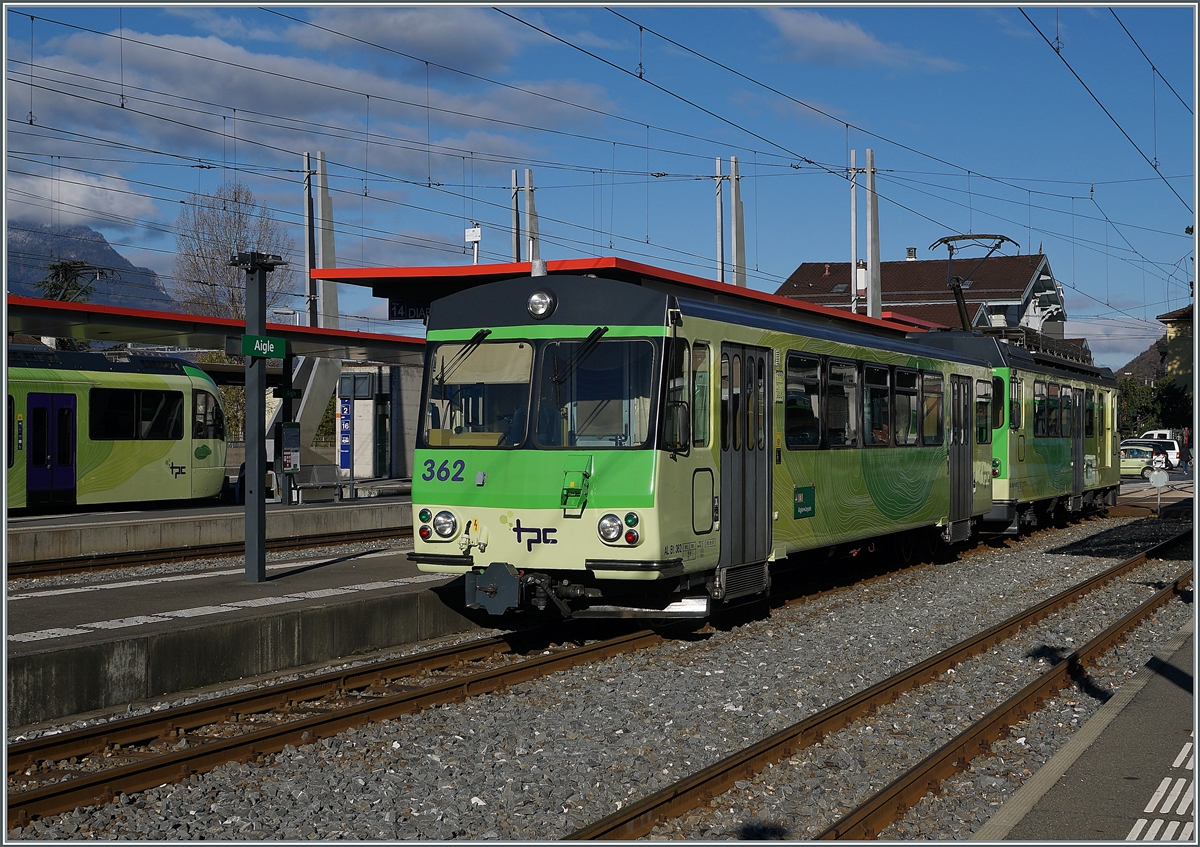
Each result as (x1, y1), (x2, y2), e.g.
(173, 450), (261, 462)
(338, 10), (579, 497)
(6, 345), (228, 510)
(409, 271), (1118, 619)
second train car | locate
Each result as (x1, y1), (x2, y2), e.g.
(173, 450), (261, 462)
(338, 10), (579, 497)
(408, 273), (1000, 619)
(7, 345), (228, 511)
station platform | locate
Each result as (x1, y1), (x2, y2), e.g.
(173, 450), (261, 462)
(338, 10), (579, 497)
(6, 493), (412, 566)
(6, 544), (486, 728)
(976, 622), (1194, 841)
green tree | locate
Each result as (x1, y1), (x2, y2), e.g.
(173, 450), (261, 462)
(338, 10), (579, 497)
(1156, 377), (1193, 432)
(36, 259), (96, 302)
(1117, 375), (1158, 438)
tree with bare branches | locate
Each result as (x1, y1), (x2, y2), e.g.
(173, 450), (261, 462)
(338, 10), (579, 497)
(172, 182), (297, 318)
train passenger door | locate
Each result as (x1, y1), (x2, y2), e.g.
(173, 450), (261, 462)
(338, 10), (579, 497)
(1068, 388), (1085, 508)
(948, 375), (972, 528)
(717, 344), (771, 599)
(26, 393), (76, 508)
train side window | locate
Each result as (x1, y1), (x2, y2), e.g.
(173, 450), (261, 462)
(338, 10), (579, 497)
(1084, 389), (1095, 438)
(1046, 383), (1061, 437)
(193, 390), (226, 441)
(7, 395), (13, 469)
(991, 377), (1005, 429)
(731, 354), (742, 451)
(757, 357), (767, 450)
(1061, 387), (1073, 438)
(1033, 381), (1047, 437)
(720, 353), (730, 452)
(56, 406), (74, 466)
(1010, 376), (1023, 431)
(30, 406), (48, 467)
(827, 359), (859, 448)
(691, 343), (710, 447)
(140, 390), (185, 440)
(785, 353), (820, 449)
(90, 388), (138, 440)
(894, 369), (919, 446)
(663, 337), (690, 451)
(863, 365), (890, 446)
(976, 379), (992, 444)
(920, 371), (944, 446)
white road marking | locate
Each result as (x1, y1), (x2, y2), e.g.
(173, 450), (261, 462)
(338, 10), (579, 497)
(6, 551), (408, 602)
(1160, 779), (1188, 815)
(1147, 779), (1175, 814)
(1173, 743), (1193, 769)
(7, 574), (449, 643)
(1127, 819), (1148, 840)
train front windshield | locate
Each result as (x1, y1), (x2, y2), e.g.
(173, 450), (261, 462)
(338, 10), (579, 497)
(422, 337), (656, 449)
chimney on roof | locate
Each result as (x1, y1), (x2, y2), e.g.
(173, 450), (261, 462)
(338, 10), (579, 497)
(906, 247), (917, 261)
(823, 263), (830, 276)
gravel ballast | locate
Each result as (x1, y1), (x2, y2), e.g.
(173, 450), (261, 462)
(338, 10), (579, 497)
(7, 515), (1192, 840)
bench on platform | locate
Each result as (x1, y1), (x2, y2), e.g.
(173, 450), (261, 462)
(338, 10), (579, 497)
(292, 463), (342, 502)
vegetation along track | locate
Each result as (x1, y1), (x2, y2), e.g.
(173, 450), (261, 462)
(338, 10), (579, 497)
(568, 529), (1192, 840)
(6, 527), (411, 580)
(6, 622), (673, 829)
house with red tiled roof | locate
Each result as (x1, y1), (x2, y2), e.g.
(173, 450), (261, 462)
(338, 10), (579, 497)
(775, 252), (1069, 339)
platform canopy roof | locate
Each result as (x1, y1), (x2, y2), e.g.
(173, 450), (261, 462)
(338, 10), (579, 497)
(5, 295), (425, 365)
(313, 255), (918, 335)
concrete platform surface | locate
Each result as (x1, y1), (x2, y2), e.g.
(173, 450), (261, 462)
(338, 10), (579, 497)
(6, 546), (483, 728)
(975, 622), (1194, 841)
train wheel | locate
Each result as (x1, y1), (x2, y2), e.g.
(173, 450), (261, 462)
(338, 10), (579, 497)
(896, 531), (916, 565)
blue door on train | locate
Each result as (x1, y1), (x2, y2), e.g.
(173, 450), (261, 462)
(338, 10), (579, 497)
(717, 343), (771, 601)
(26, 392), (76, 508)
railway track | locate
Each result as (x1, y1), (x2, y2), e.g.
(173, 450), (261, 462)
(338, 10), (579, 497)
(567, 529), (1192, 840)
(7, 525), (1187, 835)
(5, 622), (672, 829)
(5, 527), (411, 580)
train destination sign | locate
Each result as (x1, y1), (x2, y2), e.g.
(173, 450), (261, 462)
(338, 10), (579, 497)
(241, 334), (286, 359)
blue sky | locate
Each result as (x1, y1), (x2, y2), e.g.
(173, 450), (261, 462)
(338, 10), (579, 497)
(4, 5), (1195, 370)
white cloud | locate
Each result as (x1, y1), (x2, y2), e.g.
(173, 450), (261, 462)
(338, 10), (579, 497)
(292, 7), (528, 77)
(762, 9), (961, 72)
(6, 169), (159, 229)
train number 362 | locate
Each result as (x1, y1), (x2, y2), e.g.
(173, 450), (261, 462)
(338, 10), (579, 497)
(422, 459), (465, 482)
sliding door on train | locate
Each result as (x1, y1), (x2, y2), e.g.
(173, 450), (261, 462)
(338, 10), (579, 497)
(948, 375), (972, 527)
(26, 392), (76, 508)
(719, 344), (771, 571)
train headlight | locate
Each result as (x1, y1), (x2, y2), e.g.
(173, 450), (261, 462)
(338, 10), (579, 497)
(991, 458), (1001, 478)
(432, 511), (458, 538)
(597, 513), (623, 542)
(527, 288), (557, 320)
(623, 512), (639, 528)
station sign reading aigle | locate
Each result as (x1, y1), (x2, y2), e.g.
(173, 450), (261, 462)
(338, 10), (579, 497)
(241, 334), (286, 359)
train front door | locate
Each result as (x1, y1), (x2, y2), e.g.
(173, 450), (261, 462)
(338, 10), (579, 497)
(26, 392), (77, 508)
(948, 375), (973, 536)
(717, 344), (771, 600)
(1069, 389), (1085, 509)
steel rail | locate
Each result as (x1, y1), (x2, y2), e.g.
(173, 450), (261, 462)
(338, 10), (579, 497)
(568, 529), (1192, 840)
(6, 629), (532, 778)
(6, 527), (411, 579)
(7, 627), (665, 829)
(817, 564), (1193, 839)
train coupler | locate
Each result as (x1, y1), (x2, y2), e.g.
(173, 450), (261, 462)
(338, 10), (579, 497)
(465, 561), (520, 616)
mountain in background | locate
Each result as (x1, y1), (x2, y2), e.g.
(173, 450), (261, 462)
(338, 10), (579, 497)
(1114, 336), (1168, 382)
(7, 220), (177, 310)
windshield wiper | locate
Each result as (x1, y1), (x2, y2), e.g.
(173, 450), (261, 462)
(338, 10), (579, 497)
(435, 328), (492, 387)
(552, 326), (608, 386)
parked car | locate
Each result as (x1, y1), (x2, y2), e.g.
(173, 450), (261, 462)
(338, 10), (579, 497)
(1120, 439), (1179, 468)
(1120, 446), (1157, 479)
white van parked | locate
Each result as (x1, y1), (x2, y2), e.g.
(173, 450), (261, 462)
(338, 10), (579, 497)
(1141, 429), (1180, 440)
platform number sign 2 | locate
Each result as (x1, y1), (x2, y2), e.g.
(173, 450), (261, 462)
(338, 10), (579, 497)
(339, 398), (352, 470)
